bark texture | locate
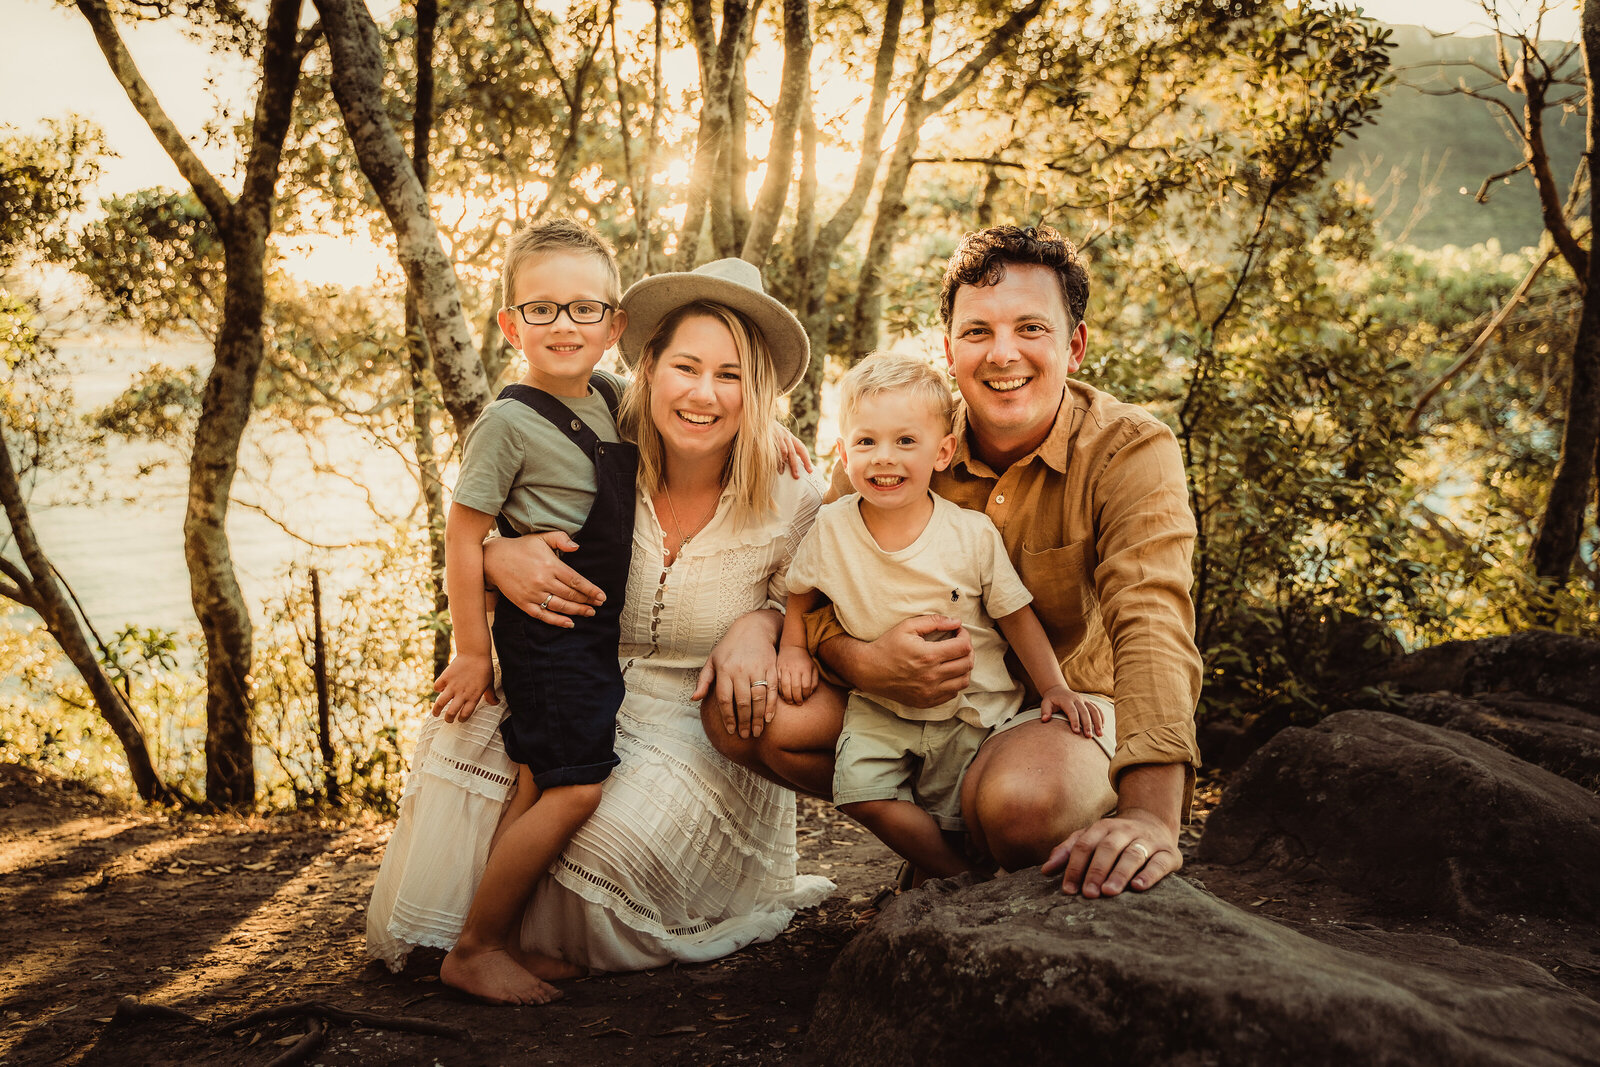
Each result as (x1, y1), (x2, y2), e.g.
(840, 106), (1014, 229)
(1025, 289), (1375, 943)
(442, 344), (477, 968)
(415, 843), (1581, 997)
(313, 0), (491, 439)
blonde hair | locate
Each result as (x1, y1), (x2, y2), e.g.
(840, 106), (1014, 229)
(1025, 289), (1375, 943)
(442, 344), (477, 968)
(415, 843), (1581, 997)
(619, 302), (782, 524)
(839, 353), (956, 432)
(500, 217), (622, 308)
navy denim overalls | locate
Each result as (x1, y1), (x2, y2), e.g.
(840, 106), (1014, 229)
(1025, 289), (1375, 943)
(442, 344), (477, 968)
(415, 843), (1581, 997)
(491, 375), (637, 789)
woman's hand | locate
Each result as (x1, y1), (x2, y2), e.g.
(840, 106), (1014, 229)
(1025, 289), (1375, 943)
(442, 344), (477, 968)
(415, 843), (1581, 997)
(694, 609), (782, 739)
(777, 424), (815, 479)
(482, 530), (603, 628)
(1038, 685), (1104, 737)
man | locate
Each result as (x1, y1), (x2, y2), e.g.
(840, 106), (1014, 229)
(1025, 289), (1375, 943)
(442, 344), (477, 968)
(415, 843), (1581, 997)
(703, 224), (1202, 897)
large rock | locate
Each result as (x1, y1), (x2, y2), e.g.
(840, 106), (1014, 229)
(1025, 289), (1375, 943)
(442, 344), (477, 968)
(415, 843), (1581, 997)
(807, 873), (1600, 1066)
(1199, 710), (1600, 923)
(1399, 691), (1600, 793)
(1375, 633), (1600, 715)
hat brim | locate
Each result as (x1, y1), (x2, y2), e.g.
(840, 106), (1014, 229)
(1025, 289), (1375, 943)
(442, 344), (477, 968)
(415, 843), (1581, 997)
(618, 271), (811, 395)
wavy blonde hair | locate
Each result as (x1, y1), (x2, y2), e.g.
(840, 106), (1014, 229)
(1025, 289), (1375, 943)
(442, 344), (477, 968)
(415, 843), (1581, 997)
(839, 353), (956, 432)
(619, 301), (782, 525)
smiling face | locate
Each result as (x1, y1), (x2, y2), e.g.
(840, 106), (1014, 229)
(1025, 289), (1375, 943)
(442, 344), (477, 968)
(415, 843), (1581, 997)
(496, 250), (625, 397)
(839, 390), (958, 516)
(647, 312), (746, 469)
(943, 263), (1086, 467)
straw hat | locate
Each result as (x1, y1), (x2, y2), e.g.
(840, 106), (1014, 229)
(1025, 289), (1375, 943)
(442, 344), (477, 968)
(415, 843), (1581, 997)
(618, 258), (811, 394)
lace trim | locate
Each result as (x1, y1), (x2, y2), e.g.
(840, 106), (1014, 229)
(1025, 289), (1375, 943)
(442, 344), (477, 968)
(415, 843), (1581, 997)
(555, 855), (717, 937)
(406, 748), (516, 803)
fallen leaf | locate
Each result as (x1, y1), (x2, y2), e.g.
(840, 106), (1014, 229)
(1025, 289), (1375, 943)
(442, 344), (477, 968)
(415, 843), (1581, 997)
(711, 1012), (748, 1021)
(656, 1025), (698, 1036)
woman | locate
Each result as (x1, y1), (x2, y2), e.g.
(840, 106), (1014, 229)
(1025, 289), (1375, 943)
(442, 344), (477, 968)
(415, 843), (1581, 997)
(368, 258), (838, 975)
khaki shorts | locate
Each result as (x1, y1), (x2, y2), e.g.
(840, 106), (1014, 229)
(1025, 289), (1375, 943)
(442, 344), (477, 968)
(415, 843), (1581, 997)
(991, 692), (1117, 761)
(832, 693), (988, 831)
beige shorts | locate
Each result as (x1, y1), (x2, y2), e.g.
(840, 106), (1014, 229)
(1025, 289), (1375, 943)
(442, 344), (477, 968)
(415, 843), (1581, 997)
(991, 692), (1117, 761)
(832, 693), (989, 831)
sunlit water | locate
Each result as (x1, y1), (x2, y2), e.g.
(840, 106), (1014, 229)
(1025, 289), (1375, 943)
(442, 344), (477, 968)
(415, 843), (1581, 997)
(18, 335), (424, 637)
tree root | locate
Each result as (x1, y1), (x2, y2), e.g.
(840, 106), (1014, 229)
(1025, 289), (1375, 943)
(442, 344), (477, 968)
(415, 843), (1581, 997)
(108, 994), (470, 1058)
(221, 999), (470, 1040)
(264, 1016), (324, 1067)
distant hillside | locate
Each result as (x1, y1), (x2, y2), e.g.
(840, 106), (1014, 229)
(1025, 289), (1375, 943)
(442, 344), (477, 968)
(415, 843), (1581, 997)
(1332, 23), (1584, 251)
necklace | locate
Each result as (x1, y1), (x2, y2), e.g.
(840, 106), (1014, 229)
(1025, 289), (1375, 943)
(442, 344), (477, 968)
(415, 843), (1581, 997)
(662, 484), (718, 552)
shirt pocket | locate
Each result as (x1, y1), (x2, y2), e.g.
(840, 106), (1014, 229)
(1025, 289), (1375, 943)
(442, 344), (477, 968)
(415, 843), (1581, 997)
(1018, 541), (1090, 641)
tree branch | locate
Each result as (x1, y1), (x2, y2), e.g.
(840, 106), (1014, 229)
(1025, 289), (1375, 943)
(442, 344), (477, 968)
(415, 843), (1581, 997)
(75, 0), (233, 223)
(924, 0), (1045, 113)
(1407, 248), (1560, 433)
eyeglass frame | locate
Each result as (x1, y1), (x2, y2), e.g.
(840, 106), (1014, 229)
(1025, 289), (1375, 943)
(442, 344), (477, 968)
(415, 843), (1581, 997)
(503, 298), (617, 326)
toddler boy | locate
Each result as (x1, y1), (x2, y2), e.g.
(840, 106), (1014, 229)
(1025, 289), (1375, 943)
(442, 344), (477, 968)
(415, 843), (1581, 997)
(777, 354), (1100, 877)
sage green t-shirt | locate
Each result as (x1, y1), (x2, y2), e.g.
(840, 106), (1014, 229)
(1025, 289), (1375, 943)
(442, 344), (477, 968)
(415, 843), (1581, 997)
(451, 369), (627, 537)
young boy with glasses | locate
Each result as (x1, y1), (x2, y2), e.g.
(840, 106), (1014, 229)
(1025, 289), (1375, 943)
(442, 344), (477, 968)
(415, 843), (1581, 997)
(430, 217), (636, 1005)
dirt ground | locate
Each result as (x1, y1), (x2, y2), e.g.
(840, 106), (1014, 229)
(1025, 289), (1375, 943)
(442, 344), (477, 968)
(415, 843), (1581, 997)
(0, 763), (910, 1066)
(6, 763), (1593, 1066)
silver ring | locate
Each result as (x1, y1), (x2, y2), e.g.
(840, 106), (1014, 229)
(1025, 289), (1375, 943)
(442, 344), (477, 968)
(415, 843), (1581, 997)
(750, 680), (769, 688)
(540, 594), (554, 610)
(1129, 842), (1150, 862)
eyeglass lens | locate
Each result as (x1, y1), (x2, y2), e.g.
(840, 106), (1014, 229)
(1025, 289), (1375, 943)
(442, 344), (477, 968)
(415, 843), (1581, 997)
(515, 300), (611, 325)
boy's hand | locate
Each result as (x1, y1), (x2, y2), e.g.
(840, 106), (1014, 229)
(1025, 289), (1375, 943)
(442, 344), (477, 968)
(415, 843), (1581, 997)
(432, 654), (497, 722)
(1039, 685), (1103, 737)
(776, 646), (818, 706)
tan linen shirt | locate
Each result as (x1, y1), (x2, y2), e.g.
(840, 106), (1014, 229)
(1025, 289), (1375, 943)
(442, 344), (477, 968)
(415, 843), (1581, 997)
(811, 380), (1202, 805)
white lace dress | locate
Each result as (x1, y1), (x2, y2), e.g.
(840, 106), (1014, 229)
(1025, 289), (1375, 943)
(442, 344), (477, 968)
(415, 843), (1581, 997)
(367, 472), (834, 973)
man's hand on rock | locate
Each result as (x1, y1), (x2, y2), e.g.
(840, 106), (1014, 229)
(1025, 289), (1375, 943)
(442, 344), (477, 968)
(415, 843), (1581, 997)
(1042, 806), (1181, 898)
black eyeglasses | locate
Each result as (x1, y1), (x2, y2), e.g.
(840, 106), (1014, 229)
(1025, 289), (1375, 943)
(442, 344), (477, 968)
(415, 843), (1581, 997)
(504, 299), (615, 326)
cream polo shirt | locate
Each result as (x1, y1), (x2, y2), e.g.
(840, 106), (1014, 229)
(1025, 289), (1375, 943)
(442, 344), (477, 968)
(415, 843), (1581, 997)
(813, 380), (1203, 808)
(788, 493), (1033, 729)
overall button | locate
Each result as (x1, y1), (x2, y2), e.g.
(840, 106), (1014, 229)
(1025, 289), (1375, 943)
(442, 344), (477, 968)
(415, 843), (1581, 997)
(571, 419), (582, 431)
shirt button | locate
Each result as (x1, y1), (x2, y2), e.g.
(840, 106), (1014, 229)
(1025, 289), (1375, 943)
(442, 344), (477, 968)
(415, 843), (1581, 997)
(995, 494), (1005, 504)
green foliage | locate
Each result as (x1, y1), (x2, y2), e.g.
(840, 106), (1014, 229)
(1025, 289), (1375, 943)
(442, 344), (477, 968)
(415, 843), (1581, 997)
(250, 535), (437, 813)
(0, 118), (104, 270)
(66, 189), (226, 339)
(0, 605), (202, 799)
(90, 363), (206, 443)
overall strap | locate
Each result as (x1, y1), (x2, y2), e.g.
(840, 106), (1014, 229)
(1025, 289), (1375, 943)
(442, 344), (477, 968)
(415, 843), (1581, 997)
(588, 371), (622, 418)
(492, 382), (609, 538)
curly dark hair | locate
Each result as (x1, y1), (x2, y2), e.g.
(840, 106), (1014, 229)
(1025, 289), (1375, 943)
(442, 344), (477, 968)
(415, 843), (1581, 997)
(938, 225), (1089, 331)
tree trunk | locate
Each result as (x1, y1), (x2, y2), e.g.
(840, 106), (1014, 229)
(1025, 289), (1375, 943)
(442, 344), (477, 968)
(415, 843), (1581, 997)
(406, 0), (449, 679)
(0, 429), (171, 803)
(785, 0), (904, 443)
(846, 94), (929, 363)
(1530, 0), (1600, 585)
(741, 0), (811, 267)
(314, 0), (492, 439)
(80, 0), (311, 808)
(679, 0), (751, 268)
(310, 568), (338, 804)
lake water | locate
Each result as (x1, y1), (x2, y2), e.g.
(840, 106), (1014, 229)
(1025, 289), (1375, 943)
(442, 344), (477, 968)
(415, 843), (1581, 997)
(18, 334), (422, 637)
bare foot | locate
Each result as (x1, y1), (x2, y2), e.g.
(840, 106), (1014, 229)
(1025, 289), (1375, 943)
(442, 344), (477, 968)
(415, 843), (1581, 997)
(441, 945), (562, 1005)
(509, 944), (589, 981)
